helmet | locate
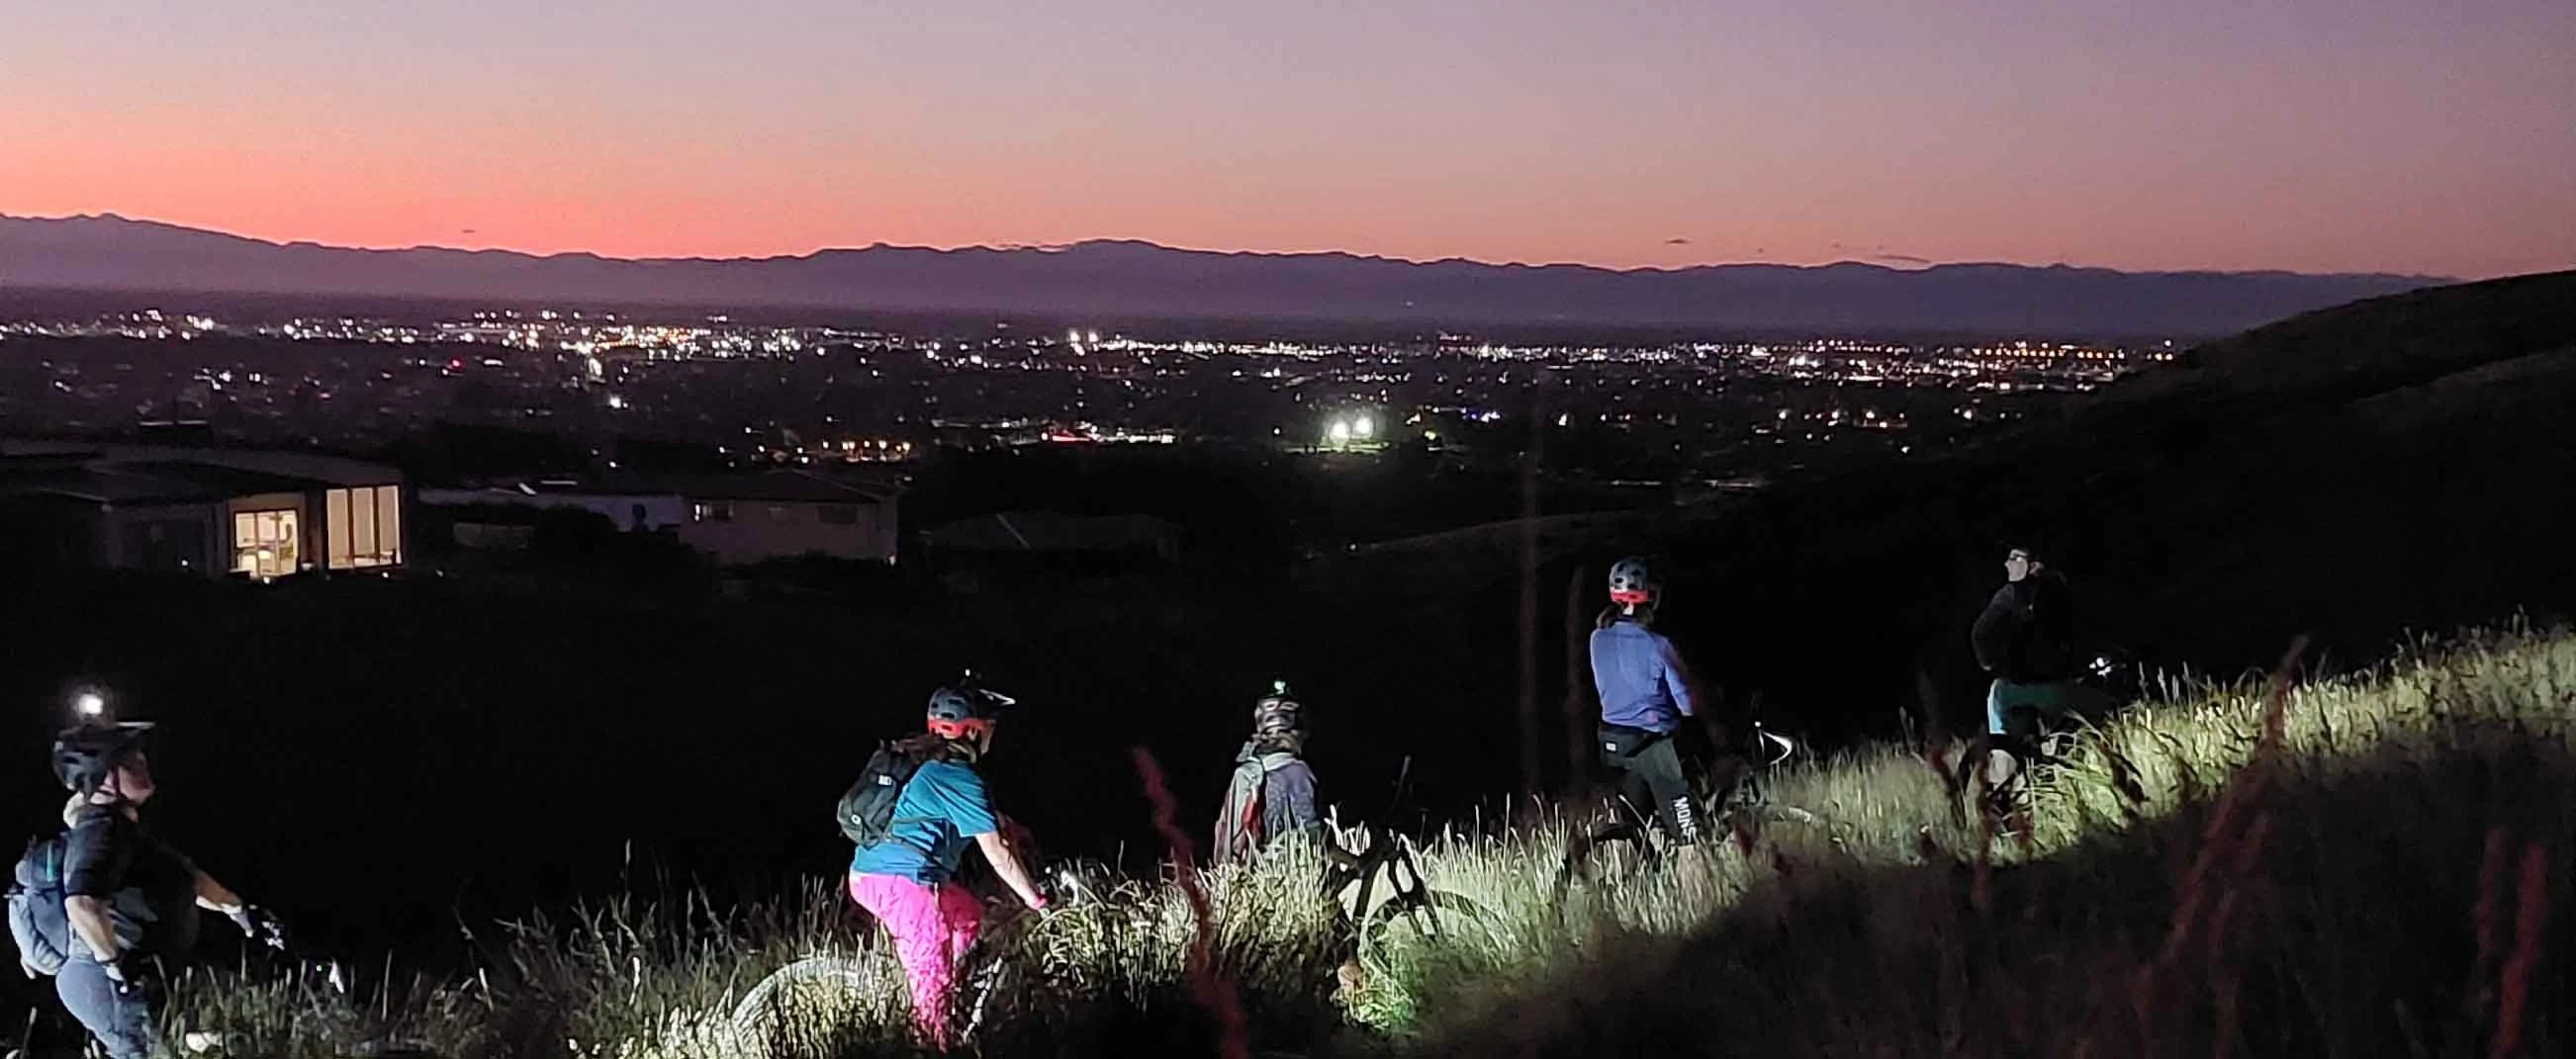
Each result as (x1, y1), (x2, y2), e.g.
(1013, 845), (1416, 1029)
(926, 671), (1014, 741)
(1608, 557), (1656, 606)
(52, 721), (154, 796)
(1251, 679), (1304, 740)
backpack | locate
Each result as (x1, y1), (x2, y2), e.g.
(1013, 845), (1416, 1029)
(835, 742), (927, 846)
(7, 834), (73, 977)
(1214, 752), (1286, 863)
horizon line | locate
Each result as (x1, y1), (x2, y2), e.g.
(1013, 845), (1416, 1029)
(0, 211), (2463, 284)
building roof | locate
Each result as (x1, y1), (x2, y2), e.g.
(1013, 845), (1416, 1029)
(922, 511), (1181, 554)
(0, 438), (401, 487)
(0, 457), (329, 505)
(648, 470), (902, 504)
(441, 469), (902, 505)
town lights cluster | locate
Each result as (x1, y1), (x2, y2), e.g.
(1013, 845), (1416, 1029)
(1326, 413), (1377, 446)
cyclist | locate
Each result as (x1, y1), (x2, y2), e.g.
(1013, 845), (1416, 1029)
(1588, 557), (1705, 849)
(1973, 547), (2095, 736)
(1213, 680), (1324, 863)
(846, 678), (1049, 1050)
(1972, 546), (2112, 787)
(45, 719), (286, 1059)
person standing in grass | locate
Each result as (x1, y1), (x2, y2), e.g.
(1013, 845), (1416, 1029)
(844, 678), (1049, 1050)
(1213, 679), (1325, 863)
(1589, 557), (1705, 849)
(37, 720), (287, 1059)
(1972, 545), (2100, 745)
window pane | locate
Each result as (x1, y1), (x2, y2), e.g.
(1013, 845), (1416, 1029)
(328, 489), (354, 569)
(233, 512), (255, 573)
(271, 509), (299, 572)
(377, 485), (403, 563)
(351, 487), (376, 562)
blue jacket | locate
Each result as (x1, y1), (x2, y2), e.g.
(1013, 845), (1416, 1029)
(1590, 618), (1698, 733)
(849, 759), (998, 886)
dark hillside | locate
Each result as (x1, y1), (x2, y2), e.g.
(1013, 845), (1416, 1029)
(1328, 271), (2576, 749)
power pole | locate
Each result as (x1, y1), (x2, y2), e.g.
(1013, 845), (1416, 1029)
(1516, 392), (1544, 796)
(1563, 563), (1593, 787)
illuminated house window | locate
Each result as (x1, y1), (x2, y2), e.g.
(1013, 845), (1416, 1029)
(232, 508), (299, 578)
(325, 485), (404, 569)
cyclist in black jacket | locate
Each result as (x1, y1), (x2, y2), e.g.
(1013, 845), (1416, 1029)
(1972, 546), (2109, 747)
(49, 721), (284, 1059)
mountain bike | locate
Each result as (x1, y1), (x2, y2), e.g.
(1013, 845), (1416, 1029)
(726, 951), (883, 1057)
(1320, 821), (1494, 978)
(1979, 651), (2140, 823)
(727, 864), (1119, 1056)
(1561, 718), (1833, 883)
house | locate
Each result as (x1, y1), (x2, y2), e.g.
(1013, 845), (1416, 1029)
(0, 440), (407, 579)
(419, 469), (900, 566)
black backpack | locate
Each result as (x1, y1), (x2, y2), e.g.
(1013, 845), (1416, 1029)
(7, 834), (73, 977)
(835, 742), (927, 846)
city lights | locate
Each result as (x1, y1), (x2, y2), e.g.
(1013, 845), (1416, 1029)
(1, 303), (2150, 476)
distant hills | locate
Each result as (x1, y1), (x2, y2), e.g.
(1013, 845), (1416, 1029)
(0, 213), (2447, 337)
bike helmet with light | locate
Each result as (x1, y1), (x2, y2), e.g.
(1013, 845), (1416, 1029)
(926, 671), (1014, 741)
(52, 721), (155, 796)
(1608, 557), (1656, 606)
(1251, 679), (1304, 740)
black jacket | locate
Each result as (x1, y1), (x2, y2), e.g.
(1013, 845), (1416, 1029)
(1972, 573), (2083, 683)
(63, 804), (202, 957)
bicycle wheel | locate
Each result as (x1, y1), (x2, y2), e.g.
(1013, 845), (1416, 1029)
(1357, 889), (1495, 971)
(729, 955), (878, 1055)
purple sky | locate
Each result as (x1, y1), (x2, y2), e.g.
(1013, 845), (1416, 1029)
(4, 0), (2570, 276)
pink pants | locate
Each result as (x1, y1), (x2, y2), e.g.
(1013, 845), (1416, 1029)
(849, 872), (983, 1048)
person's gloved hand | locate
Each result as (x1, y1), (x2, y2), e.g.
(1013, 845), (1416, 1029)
(230, 905), (290, 951)
(100, 954), (141, 997)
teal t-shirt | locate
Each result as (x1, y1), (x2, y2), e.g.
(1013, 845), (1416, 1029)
(848, 759), (999, 886)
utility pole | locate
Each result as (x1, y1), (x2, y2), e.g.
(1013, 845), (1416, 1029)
(1516, 391), (1544, 796)
(1563, 563), (1593, 787)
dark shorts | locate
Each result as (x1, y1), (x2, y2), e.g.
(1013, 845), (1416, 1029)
(1598, 724), (1702, 845)
(1986, 679), (2114, 739)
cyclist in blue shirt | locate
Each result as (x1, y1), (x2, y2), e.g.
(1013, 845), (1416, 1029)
(1589, 557), (1704, 847)
(847, 680), (1046, 1049)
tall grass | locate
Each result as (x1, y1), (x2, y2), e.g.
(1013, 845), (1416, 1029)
(160, 626), (2573, 1057)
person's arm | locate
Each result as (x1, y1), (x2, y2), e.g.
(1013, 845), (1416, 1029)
(1586, 628), (1612, 706)
(63, 896), (121, 964)
(939, 765), (1048, 911)
(973, 832), (1048, 911)
(60, 812), (128, 964)
(1971, 588), (2014, 674)
(194, 870), (245, 915)
(1659, 637), (1700, 718)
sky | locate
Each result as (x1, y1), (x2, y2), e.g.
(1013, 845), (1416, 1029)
(4, 0), (2571, 278)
